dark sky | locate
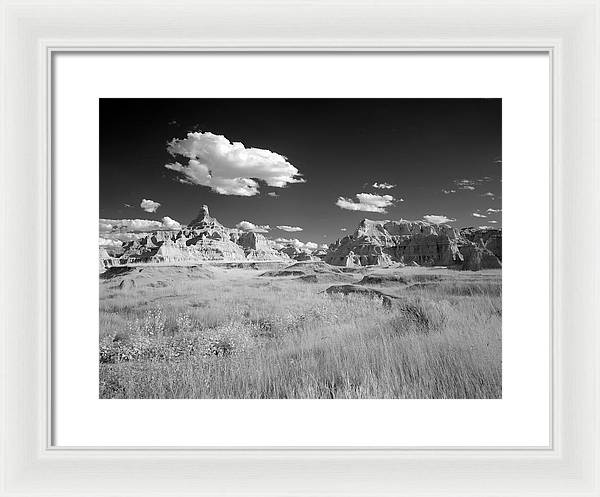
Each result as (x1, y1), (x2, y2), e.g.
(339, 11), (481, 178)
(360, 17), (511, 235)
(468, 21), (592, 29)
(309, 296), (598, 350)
(100, 98), (501, 244)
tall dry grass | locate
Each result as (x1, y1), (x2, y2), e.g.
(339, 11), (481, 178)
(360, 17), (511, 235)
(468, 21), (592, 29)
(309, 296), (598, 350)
(99, 268), (501, 399)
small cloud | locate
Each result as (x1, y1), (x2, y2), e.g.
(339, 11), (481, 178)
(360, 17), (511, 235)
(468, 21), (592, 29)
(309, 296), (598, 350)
(274, 238), (320, 252)
(168, 120), (178, 125)
(453, 177), (492, 191)
(100, 232), (145, 243)
(442, 189), (457, 194)
(372, 182), (396, 189)
(486, 208), (502, 213)
(99, 237), (123, 247)
(481, 192), (495, 198)
(165, 131), (304, 196)
(489, 220), (498, 224)
(478, 226), (492, 229)
(161, 216), (181, 230)
(340, 228), (347, 232)
(454, 179), (479, 190)
(493, 158), (502, 165)
(277, 225), (303, 232)
(423, 214), (455, 224)
(140, 198), (161, 213)
(236, 221), (270, 233)
(472, 212), (487, 218)
(335, 193), (394, 213)
(267, 192), (279, 197)
(99, 217), (182, 233)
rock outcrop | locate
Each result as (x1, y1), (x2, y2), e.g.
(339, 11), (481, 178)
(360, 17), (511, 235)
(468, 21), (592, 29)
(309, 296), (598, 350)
(100, 205), (290, 270)
(460, 227), (502, 259)
(324, 219), (501, 271)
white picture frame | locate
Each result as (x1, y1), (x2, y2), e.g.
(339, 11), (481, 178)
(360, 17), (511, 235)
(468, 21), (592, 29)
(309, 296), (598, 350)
(1, 0), (598, 495)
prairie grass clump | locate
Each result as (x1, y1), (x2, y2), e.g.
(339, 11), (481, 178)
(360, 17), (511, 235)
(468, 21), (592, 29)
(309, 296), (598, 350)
(389, 298), (450, 335)
(99, 305), (258, 363)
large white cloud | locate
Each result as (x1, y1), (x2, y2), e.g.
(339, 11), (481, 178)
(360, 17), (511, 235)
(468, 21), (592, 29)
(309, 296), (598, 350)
(335, 193), (394, 213)
(236, 221), (270, 233)
(423, 214), (455, 224)
(277, 225), (303, 232)
(165, 132), (305, 196)
(140, 198), (161, 213)
(100, 217), (182, 233)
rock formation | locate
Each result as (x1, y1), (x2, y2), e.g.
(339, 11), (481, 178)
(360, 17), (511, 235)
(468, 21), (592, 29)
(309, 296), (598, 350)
(460, 227), (502, 259)
(99, 206), (502, 272)
(324, 219), (501, 271)
(99, 205), (290, 270)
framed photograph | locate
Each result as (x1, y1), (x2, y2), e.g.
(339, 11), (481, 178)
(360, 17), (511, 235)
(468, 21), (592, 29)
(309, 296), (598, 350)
(1, 1), (599, 495)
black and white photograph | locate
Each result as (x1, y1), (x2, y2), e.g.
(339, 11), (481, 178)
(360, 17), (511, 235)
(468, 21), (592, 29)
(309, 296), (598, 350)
(99, 98), (502, 399)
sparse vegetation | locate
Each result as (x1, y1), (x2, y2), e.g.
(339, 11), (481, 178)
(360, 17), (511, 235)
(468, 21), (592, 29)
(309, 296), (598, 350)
(99, 265), (501, 399)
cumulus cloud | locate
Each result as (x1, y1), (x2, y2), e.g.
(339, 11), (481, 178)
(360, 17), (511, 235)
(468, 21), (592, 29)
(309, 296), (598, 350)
(336, 193), (394, 213)
(489, 220), (498, 224)
(340, 228), (347, 231)
(277, 225), (303, 232)
(423, 214), (456, 224)
(481, 192), (495, 198)
(99, 237), (123, 247)
(274, 237), (320, 252)
(100, 232), (145, 243)
(442, 189), (456, 194)
(267, 192), (279, 197)
(486, 208), (502, 213)
(140, 198), (161, 213)
(236, 221), (270, 233)
(372, 182), (395, 189)
(165, 131), (305, 196)
(472, 212), (487, 218)
(161, 216), (182, 230)
(99, 217), (182, 233)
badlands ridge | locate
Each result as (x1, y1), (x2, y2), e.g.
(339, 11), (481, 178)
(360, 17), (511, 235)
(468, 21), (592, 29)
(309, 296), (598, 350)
(99, 205), (501, 272)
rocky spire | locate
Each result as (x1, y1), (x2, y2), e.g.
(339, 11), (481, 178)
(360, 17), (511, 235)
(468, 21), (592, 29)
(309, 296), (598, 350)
(188, 204), (220, 228)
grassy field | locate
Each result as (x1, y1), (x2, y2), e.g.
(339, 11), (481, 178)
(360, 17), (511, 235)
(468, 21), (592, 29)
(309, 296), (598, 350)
(99, 263), (501, 399)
